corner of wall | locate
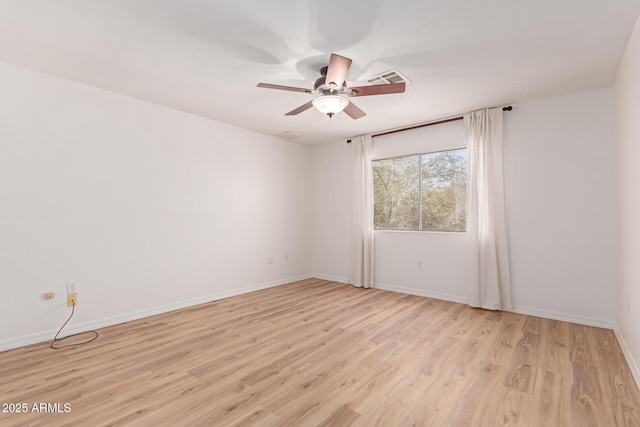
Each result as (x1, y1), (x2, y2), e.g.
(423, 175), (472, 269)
(615, 328), (640, 389)
(613, 11), (640, 391)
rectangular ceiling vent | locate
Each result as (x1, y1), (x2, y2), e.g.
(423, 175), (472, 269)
(366, 69), (412, 85)
(275, 131), (305, 141)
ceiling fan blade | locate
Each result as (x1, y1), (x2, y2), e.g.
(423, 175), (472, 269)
(325, 53), (352, 89)
(285, 100), (314, 116)
(343, 101), (366, 120)
(257, 83), (312, 93)
(347, 82), (406, 97)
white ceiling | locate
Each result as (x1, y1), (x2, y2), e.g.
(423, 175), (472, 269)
(1, 1), (639, 145)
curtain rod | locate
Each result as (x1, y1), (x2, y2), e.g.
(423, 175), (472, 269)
(346, 106), (512, 143)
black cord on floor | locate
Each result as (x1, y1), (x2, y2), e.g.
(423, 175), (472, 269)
(50, 300), (99, 349)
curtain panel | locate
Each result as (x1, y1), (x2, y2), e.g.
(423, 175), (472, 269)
(348, 135), (374, 288)
(464, 108), (512, 310)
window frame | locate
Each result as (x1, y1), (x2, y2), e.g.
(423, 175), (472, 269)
(372, 146), (467, 233)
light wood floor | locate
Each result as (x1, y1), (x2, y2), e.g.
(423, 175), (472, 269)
(1, 279), (639, 426)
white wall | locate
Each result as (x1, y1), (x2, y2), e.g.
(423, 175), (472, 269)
(311, 140), (352, 282)
(374, 231), (466, 302)
(614, 14), (640, 386)
(505, 88), (617, 327)
(0, 62), (312, 351)
(312, 87), (617, 327)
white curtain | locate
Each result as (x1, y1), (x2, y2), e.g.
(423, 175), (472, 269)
(464, 108), (512, 310)
(348, 135), (374, 288)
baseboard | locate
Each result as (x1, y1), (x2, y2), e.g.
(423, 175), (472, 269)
(372, 283), (615, 329)
(311, 273), (349, 284)
(373, 282), (468, 304)
(0, 273), (313, 353)
(614, 328), (640, 390)
(510, 305), (614, 329)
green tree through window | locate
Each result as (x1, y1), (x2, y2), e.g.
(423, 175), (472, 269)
(373, 148), (467, 232)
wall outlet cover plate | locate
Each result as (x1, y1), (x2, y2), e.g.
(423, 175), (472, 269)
(67, 293), (77, 307)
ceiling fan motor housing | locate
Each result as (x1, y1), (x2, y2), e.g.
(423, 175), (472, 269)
(314, 66), (347, 95)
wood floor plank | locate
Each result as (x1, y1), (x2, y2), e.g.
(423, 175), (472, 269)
(1, 279), (639, 426)
(314, 404), (360, 427)
(530, 367), (569, 427)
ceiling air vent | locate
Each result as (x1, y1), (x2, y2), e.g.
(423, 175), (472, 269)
(366, 69), (411, 85)
(275, 131), (305, 141)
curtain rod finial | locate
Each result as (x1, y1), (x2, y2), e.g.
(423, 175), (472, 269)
(503, 106), (512, 111)
(346, 139), (352, 144)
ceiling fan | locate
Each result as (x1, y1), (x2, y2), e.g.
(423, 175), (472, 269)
(257, 53), (406, 120)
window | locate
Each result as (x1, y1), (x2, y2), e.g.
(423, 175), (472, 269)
(373, 148), (467, 232)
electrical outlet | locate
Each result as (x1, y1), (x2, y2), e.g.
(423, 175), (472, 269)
(285, 253), (289, 262)
(44, 292), (55, 300)
(267, 256), (274, 265)
(417, 261), (422, 270)
(67, 293), (77, 307)
(67, 283), (77, 294)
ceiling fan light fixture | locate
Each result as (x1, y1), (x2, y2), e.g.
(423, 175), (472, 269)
(312, 95), (349, 118)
